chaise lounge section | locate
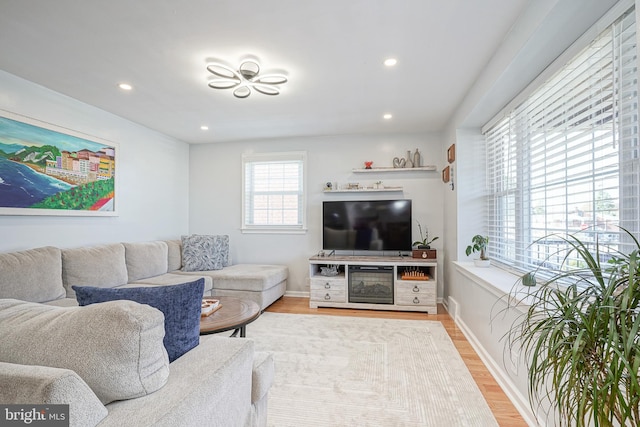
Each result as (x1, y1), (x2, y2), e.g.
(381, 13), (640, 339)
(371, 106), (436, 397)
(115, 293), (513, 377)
(163, 238), (287, 310)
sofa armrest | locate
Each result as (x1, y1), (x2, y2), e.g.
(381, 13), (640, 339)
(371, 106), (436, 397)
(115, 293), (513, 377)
(100, 336), (254, 427)
(251, 351), (275, 404)
(0, 361), (107, 427)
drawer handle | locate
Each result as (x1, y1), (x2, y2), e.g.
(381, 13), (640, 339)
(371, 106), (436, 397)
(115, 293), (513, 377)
(325, 282), (331, 289)
(412, 286), (420, 293)
(324, 293), (331, 300)
(413, 297), (420, 304)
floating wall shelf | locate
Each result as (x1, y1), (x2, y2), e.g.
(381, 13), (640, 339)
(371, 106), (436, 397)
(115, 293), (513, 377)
(323, 187), (403, 193)
(352, 166), (437, 173)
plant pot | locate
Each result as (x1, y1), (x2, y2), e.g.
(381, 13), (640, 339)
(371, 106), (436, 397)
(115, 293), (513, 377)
(412, 249), (436, 259)
(473, 259), (491, 268)
(521, 272), (536, 287)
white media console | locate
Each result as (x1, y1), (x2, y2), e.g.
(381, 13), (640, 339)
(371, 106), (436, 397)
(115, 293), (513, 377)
(308, 255), (437, 313)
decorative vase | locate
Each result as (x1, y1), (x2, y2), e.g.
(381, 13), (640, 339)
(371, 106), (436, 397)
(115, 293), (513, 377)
(413, 149), (421, 168)
(405, 150), (413, 168)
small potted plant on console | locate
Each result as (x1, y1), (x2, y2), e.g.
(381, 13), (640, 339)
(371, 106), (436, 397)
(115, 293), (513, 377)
(412, 221), (439, 259)
(465, 234), (490, 267)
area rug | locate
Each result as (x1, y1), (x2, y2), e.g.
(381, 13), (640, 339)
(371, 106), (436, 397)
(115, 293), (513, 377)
(248, 313), (498, 427)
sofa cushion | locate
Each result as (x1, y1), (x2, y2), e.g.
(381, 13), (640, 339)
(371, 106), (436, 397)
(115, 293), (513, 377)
(0, 299), (169, 405)
(0, 246), (65, 303)
(62, 243), (128, 297)
(188, 264), (289, 292)
(101, 336), (255, 427)
(165, 239), (183, 272)
(181, 234), (229, 271)
(251, 351), (275, 404)
(129, 273), (213, 294)
(123, 241), (169, 281)
(0, 361), (108, 427)
(74, 278), (205, 362)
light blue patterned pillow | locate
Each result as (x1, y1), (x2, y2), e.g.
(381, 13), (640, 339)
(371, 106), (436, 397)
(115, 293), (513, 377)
(218, 235), (230, 267)
(181, 234), (229, 271)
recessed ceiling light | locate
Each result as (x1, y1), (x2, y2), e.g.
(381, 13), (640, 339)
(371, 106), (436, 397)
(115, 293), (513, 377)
(200, 125), (209, 131)
(118, 83), (133, 91)
(384, 58), (397, 67)
(383, 113), (393, 120)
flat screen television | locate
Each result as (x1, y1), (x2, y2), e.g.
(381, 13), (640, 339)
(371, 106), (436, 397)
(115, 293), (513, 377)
(322, 199), (412, 251)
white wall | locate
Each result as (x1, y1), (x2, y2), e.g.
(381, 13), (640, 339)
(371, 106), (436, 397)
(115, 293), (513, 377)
(440, 1), (626, 425)
(448, 266), (538, 424)
(189, 133), (445, 295)
(0, 71), (191, 252)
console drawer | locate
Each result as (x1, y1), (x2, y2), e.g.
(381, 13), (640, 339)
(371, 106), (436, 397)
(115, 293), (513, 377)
(396, 281), (436, 306)
(310, 277), (346, 302)
(310, 289), (346, 302)
(310, 277), (346, 291)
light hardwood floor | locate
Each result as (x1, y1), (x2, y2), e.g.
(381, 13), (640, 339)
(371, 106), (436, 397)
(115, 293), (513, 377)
(265, 296), (528, 427)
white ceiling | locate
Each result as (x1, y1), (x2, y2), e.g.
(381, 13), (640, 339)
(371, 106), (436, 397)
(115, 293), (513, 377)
(0, 0), (531, 144)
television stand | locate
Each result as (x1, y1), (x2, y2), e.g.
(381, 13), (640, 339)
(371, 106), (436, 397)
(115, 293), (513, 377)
(308, 255), (437, 313)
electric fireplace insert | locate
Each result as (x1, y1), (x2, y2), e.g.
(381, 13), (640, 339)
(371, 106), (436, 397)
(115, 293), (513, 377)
(348, 265), (394, 304)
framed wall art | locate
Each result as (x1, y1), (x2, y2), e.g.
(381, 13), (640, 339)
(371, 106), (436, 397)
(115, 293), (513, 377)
(0, 111), (118, 216)
(447, 143), (456, 163)
(442, 165), (450, 183)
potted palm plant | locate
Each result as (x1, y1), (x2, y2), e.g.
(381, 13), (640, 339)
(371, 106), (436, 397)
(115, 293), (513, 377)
(504, 229), (640, 426)
(465, 235), (490, 267)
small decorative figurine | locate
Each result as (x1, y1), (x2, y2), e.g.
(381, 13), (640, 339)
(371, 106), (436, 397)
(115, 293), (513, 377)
(364, 161), (373, 169)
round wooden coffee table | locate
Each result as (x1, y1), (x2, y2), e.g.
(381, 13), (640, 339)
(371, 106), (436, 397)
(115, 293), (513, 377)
(199, 296), (261, 337)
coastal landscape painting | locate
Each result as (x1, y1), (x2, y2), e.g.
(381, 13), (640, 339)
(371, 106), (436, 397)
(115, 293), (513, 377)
(0, 112), (117, 216)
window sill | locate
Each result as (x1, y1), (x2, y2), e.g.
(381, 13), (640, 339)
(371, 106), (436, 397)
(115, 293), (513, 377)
(241, 227), (308, 235)
(453, 261), (536, 306)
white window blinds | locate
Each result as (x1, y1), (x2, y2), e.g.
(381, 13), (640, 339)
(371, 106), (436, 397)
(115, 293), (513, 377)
(484, 7), (638, 272)
(242, 152), (307, 233)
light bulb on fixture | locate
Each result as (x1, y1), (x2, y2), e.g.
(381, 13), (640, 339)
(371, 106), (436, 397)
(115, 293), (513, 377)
(207, 59), (288, 98)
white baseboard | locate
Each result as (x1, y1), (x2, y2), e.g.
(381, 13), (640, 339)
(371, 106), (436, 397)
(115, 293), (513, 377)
(283, 290), (309, 298)
(446, 296), (459, 321)
(454, 316), (541, 427)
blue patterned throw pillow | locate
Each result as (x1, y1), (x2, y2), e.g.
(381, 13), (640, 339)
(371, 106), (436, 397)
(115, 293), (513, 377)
(73, 279), (204, 362)
(181, 234), (229, 271)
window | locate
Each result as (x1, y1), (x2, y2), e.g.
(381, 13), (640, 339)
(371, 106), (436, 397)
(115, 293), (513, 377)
(483, 7), (638, 273)
(242, 151), (307, 233)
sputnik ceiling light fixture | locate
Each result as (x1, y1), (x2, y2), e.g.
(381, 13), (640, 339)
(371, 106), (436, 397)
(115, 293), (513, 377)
(206, 60), (288, 98)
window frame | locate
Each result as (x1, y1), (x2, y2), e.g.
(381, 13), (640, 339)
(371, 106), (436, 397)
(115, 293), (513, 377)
(482, 4), (638, 276)
(241, 151), (307, 234)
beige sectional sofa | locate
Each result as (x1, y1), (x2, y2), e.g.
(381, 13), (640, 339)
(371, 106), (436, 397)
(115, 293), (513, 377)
(50, 239), (288, 311)
(0, 239), (288, 427)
